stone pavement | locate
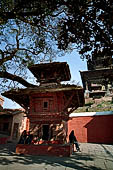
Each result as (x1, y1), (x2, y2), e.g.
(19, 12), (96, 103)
(0, 142), (113, 170)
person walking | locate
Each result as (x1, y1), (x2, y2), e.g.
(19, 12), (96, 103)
(69, 130), (81, 152)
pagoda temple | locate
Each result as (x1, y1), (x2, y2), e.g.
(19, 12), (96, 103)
(2, 62), (84, 156)
(80, 55), (113, 98)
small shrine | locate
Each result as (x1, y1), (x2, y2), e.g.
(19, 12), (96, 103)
(2, 62), (84, 156)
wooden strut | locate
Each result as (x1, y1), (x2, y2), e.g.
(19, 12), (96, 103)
(66, 90), (81, 115)
(76, 90), (80, 106)
(31, 124), (42, 134)
(60, 91), (76, 115)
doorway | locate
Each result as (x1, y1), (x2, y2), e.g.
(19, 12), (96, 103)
(12, 123), (19, 139)
(42, 125), (49, 140)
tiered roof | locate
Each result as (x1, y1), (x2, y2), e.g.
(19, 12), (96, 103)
(2, 62), (84, 112)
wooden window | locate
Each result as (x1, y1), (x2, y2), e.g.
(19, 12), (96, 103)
(43, 101), (48, 109)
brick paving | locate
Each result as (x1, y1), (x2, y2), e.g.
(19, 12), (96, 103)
(0, 142), (113, 169)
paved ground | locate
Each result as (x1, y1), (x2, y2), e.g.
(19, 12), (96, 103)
(0, 142), (113, 170)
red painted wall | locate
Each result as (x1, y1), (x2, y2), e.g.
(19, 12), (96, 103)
(68, 115), (113, 144)
(16, 144), (73, 157)
(29, 92), (64, 115)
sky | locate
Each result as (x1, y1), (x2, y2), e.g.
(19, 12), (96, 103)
(2, 49), (87, 109)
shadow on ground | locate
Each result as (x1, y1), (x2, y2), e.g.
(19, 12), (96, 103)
(0, 143), (101, 170)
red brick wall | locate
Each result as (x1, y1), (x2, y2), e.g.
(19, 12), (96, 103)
(16, 144), (73, 157)
(68, 115), (113, 144)
(29, 92), (64, 115)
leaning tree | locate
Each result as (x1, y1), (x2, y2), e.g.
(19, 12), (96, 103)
(0, 0), (113, 91)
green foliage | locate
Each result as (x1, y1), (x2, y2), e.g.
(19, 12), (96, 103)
(97, 104), (102, 108)
(85, 102), (94, 107)
(76, 100), (113, 112)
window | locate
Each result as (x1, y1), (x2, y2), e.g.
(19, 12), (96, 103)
(43, 101), (48, 109)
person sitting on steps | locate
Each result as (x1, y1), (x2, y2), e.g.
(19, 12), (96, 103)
(69, 130), (81, 152)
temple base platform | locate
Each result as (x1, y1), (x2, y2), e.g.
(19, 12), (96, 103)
(16, 143), (73, 157)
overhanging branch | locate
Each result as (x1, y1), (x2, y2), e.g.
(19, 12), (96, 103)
(0, 71), (36, 87)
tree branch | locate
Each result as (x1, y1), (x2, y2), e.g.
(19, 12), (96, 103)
(0, 54), (14, 66)
(0, 71), (36, 88)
